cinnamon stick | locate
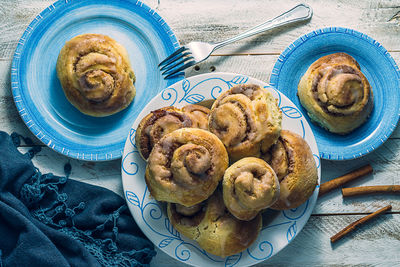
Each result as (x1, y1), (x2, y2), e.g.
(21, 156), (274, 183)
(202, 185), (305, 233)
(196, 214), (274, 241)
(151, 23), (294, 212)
(342, 185), (400, 197)
(330, 205), (392, 243)
(319, 164), (373, 196)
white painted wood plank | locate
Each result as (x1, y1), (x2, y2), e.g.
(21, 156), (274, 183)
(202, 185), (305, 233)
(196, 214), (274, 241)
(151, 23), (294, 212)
(150, 214), (400, 266)
(150, 0), (400, 55)
(0, 60), (10, 97)
(1, 0), (400, 59)
(0, 96), (38, 142)
(316, 137), (400, 214)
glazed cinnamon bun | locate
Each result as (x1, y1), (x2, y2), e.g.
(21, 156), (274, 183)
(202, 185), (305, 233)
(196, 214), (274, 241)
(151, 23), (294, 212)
(56, 34), (136, 117)
(145, 128), (228, 206)
(208, 84), (282, 162)
(135, 107), (192, 160)
(262, 130), (318, 210)
(298, 52), (373, 134)
(181, 104), (210, 130)
(222, 157), (279, 220)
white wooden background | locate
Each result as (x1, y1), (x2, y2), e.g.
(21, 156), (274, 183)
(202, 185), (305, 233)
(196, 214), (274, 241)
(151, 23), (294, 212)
(1, 0), (400, 266)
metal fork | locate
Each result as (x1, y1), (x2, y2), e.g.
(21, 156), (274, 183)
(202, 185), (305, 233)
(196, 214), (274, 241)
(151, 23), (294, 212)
(159, 3), (313, 79)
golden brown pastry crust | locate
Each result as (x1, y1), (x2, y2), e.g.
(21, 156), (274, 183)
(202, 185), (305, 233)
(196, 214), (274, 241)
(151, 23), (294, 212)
(222, 157), (279, 220)
(298, 52), (373, 134)
(263, 130), (318, 210)
(181, 104), (210, 130)
(208, 84), (282, 162)
(56, 34), (136, 117)
(167, 190), (262, 257)
(145, 128), (228, 207)
(135, 107), (192, 160)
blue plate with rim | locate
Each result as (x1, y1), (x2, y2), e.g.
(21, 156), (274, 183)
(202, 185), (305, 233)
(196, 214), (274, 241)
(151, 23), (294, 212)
(11, 0), (183, 161)
(270, 27), (400, 160)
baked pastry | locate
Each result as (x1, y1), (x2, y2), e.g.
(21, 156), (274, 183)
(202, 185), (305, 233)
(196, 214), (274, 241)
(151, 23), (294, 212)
(145, 128), (228, 206)
(135, 107), (192, 160)
(181, 104), (210, 130)
(262, 130), (318, 210)
(298, 52), (373, 134)
(56, 34), (136, 117)
(208, 84), (282, 162)
(167, 190), (262, 257)
(222, 157), (279, 220)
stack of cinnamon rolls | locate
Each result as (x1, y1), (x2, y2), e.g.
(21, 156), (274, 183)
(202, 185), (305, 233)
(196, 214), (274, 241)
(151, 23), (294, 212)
(135, 84), (318, 257)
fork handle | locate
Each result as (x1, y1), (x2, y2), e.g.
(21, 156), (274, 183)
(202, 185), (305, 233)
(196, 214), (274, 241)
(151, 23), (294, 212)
(213, 3), (312, 50)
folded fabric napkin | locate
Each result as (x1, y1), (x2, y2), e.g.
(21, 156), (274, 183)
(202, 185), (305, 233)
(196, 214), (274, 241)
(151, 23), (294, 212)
(0, 131), (156, 266)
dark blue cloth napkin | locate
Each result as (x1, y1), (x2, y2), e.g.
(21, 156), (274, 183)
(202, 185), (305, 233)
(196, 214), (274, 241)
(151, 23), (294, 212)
(0, 131), (155, 266)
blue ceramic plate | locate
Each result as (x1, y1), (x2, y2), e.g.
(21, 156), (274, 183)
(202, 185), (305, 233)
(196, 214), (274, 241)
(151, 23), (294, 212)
(122, 72), (321, 266)
(270, 27), (400, 160)
(11, 0), (182, 161)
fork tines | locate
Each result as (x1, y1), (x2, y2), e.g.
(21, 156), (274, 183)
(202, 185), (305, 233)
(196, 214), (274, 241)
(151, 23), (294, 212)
(159, 47), (196, 78)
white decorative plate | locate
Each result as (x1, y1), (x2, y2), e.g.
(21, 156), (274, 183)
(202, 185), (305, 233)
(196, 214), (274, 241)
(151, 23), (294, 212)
(121, 73), (321, 266)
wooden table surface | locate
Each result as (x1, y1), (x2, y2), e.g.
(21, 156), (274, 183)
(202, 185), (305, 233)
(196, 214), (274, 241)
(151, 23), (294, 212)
(1, 0), (400, 266)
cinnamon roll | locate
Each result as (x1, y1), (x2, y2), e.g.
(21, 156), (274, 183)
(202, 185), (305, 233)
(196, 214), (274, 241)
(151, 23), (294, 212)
(56, 34), (136, 117)
(136, 107), (192, 160)
(208, 84), (282, 162)
(262, 130), (318, 210)
(145, 128), (228, 206)
(167, 190), (262, 257)
(222, 157), (280, 220)
(181, 104), (210, 130)
(298, 52), (373, 134)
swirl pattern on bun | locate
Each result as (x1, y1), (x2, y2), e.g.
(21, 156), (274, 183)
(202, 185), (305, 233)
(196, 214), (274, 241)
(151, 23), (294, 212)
(208, 84), (282, 162)
(56, 34), (136, 117)
(298, 52), (373, 134)
(136, 107), (192, 160)
(181, 104), (210, 130)
(222, 157), (279, 220)
(262, 130), (318, 210)
(145, 128), (228, 207)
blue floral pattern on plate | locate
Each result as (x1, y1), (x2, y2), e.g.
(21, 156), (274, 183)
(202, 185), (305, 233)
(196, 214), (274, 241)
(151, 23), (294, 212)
(121, 73), (321, 266)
